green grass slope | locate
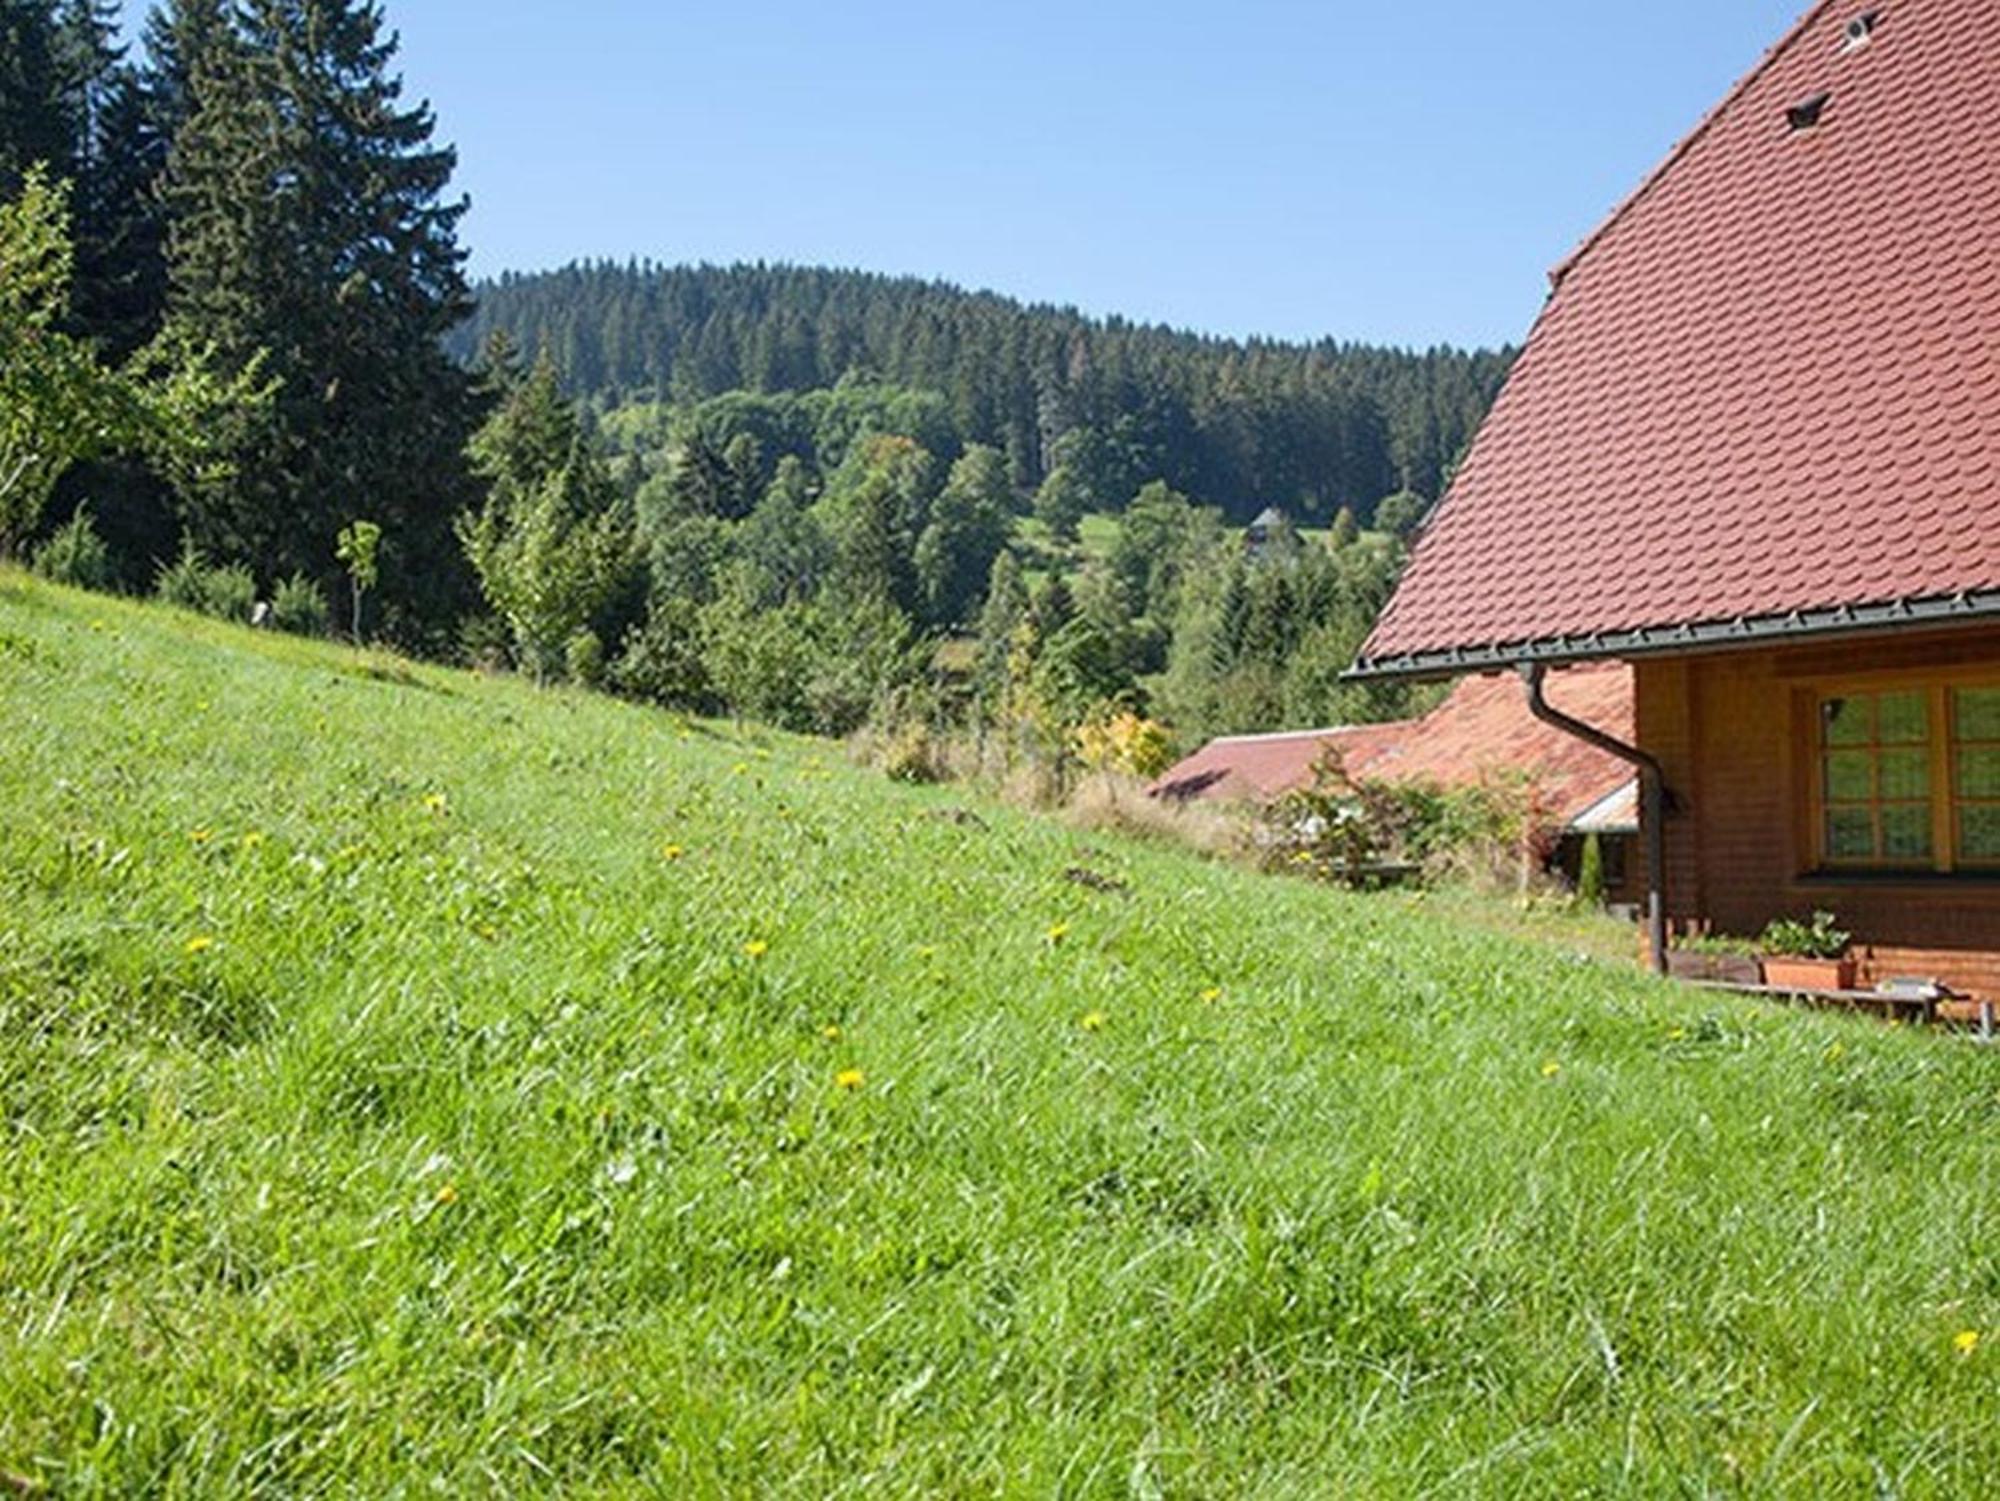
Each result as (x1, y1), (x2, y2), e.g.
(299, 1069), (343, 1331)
(2, 570), (1996, 1496)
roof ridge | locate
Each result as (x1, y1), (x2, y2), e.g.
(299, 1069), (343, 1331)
(1547, 0), (1840, 289)
(1207, 720), (1416, 745)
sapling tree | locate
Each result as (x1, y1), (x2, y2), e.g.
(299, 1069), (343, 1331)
(336, 520), (381, 644)
(0, 168), (266, 558)
(458, 346), (634, 684)
(457, 466), (632, 684)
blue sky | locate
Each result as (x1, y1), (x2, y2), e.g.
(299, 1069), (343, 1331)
(134, 1), (1806, 349)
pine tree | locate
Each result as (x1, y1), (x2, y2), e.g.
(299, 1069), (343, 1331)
(913, 443), (1012, 629)
(0, 0), (76, 194)
(160, 0), (475, 634)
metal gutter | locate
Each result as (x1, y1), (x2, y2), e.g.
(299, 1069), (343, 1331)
(1519, 664), (1674, 976)
(1344, 589), (2000, 684)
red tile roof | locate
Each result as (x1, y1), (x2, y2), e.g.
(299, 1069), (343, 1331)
(1357, 0), (2000, 674)
(1151, 662), (1633, 830)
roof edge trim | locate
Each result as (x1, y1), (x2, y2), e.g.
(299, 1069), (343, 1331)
(1547, 0), (1839, 289)
(1344, 588), (2000, 683)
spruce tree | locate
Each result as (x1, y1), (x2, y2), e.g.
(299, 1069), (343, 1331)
(161, 0), (475, 634)
(0, 0), (76, 194)
(913, 443), (1012, 628)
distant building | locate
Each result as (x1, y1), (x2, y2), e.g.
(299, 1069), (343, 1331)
(1243, 507), (1288, 555)
(1152, 662), (1638, 893)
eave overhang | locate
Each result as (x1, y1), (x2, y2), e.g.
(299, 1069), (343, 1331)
(1345, 588), (2000, 684)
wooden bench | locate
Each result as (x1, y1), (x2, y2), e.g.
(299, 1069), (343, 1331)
(1684, 979), (1942, 1025)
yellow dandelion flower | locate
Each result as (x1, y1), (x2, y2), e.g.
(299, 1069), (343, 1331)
(188, 827), (212, 844)
(916, 944), (937, 959)
(821, 1023), (842, 1042)
(1666, 1026), (1687, 1041)
(835, 1067), (865, 1091)
(1080, 1010), (1107, 1032)
(1540, 1060), (1561, 1078)
(1045, 922), (1070, 946)
(662, 843), (686, 861)
(184, 934), (214, 955)
(423, 792), (448, 815)
(1199, 986), (1222, 1003)
(434, 1182), (459, 1205)
(1955, 1329), (1981, 1356)
(731, 761), (749, 775)
(742, 938), (769, 958)
(240, 830), (265, 849)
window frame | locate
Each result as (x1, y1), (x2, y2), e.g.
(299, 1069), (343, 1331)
(1803, 672), (2000, 875)
(1951, 684), (2000, 870)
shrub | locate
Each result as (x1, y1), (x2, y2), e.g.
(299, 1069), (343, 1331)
(30, 508), (115, 591)
(456, 611), (512, 673)
(1073, 710), (1174, 780)
(155, 539), (213, 612)
(1672, 930), (1760, 957)
(270, 572), (330, 636)
(201, 562), (257, 623)
(1264, 749), (1562, 893)
(564, 628), (605, 688)
(609, 603), (711, 708)
(1576, 831), (1604, 907)
(877, 721), (946, 784)
(1374, 489), (1430, 537)
(154, 538), (256, 622)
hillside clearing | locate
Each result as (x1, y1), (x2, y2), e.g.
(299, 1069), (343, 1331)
(2, 571), (1996, 1496)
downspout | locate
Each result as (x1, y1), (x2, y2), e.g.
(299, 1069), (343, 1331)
(1518, 663), (1673, 976)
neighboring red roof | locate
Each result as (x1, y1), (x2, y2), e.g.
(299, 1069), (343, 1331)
(1151, 662), (1633, 829)
(1357, 0), (2000, 673)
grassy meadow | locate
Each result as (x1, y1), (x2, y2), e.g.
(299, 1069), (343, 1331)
(3, 569), (1999, 1495)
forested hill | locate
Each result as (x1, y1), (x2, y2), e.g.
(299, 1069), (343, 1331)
(450, 262), (1515, 523)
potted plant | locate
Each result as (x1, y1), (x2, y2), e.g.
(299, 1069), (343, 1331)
(1758, 910), (1855, 991)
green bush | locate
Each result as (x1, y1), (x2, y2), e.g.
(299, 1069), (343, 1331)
(1576, 831), (1604, 907)
(154, 539), (213, 612)
(270, 572), (330, 636)
(564, 627), (605, 688)
(1672, 930), (1761, 957)
(30, 508), (116, 591)
(875, 718), (946, 784)
(154, 538), (256, 623)
(201, 562), (257, 623)
(456, 610), (512, 672)
(609, 602), (711, 708)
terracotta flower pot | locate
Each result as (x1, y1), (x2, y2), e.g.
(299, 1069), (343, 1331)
(1760, 955), (1856, 992)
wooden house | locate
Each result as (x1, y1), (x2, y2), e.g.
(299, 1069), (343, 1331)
(1348, 0), (2000, 995)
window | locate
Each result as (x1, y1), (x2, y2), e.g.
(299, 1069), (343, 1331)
(1812, 680), (2000, 872)
(1955, 687), (2000, 865)
(1820, 689), (1931, 864)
